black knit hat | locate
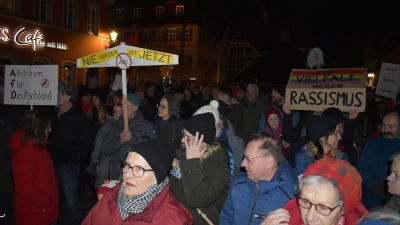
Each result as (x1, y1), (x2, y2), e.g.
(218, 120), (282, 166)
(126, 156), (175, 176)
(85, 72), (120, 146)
(184, 113), (216, 144)
(91, 90), (102, 100)
(79, 85), (91, 98)
(129, 138), (175, 184)
(306, 115), (339, 142)
(322, 107), (344, 123)
(272, 84), (286, 98)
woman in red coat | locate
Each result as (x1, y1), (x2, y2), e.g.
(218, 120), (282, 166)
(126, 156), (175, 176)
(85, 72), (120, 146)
(10, 109), (59, 225)
(83, 138), (193, 225)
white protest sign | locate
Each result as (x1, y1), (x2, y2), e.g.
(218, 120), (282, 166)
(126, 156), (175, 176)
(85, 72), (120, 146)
(112, 74), (122, 91)
(375, 62), (400, 99)
(4, 65), (58, 105)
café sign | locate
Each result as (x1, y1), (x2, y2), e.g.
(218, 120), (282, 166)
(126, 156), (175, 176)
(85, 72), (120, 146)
(0, 26), (68, 51)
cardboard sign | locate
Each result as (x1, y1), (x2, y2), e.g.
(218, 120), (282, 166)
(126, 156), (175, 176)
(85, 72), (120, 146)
(4, 65), (58, 105)
(375, 62), (400, 99)
(285, 68), (367, 112)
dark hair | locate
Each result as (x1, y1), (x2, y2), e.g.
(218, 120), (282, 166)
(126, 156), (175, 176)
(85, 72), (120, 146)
(384, 110), (400, 126)
(313, 125), (337, 161)
(161, 93), (181, 122)
(18, 109), (52, 147)
(218, 85), (232, 97)
(250, 132), (283, 165)
(58, 82), (78, 103)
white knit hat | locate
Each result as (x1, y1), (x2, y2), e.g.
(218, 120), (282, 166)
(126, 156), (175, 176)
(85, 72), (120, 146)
(193, 100), (220, 128)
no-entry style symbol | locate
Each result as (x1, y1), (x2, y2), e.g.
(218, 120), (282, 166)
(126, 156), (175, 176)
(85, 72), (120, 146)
(41, 79), (49, 88)
(116, 53), (132, 70)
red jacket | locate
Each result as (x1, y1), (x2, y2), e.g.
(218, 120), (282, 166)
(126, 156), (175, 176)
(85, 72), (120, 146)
(284, 198), (368, 225)
(10, 130), (59, 225)
(83, 182), (193, 225)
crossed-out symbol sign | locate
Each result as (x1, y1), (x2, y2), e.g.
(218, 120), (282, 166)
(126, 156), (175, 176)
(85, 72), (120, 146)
(41, 79), (49, 88)
(116, 53), (132, 70)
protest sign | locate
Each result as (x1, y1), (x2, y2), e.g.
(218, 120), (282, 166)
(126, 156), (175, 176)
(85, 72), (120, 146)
(285, 68), (366, 112)
(375, 62), (400, 99)
(4, 65), (58, 105)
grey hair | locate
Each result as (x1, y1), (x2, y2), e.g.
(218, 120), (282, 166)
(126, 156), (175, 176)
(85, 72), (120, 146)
(298, 175), (344, 213)
(356, 207), (400, 224)
(58, 82), (78, 103)
(249, 132), (283, 165)
(246, 83), (259, 93)
(391, 153), (400, 162)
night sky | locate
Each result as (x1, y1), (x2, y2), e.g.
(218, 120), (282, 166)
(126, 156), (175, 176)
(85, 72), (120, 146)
(226, 0), (399, 67)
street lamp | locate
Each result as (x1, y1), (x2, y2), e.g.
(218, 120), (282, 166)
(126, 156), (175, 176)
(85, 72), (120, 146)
(110, 31), (118, 44)
(368, 73), (375, 86)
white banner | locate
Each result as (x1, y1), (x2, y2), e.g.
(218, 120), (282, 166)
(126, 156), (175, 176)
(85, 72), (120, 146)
(4, 65), (58, 105)
(375, 62), (400, 99)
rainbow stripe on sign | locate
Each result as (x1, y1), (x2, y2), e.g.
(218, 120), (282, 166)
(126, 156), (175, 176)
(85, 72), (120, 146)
(290, 69), (365, 85)
(127, 48), (174, 64)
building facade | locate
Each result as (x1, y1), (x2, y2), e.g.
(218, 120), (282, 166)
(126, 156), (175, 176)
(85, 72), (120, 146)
(0, 0), (114, 87)
(111, 0), (229, 85)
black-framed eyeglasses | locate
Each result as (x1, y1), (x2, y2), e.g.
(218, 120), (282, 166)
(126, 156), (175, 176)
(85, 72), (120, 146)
(296, 197), (340, 216)
(120, 161), (154, 178)
(157, 104), (168, 109)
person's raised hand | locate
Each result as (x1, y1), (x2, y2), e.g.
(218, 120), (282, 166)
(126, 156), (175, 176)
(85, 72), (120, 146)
(348, 109), (359, 120)
(185, 132), (207, 160)
(282, 102), (291, 114)
(120, 130), (132, 143)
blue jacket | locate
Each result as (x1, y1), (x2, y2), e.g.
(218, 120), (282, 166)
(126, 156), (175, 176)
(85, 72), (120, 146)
(357, 137), (400, 209)
(220, 160), (297, 225)
(257, 106), (300, 132)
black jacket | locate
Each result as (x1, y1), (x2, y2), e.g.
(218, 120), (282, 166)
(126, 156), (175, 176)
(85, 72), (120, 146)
(155, 118), (184, 152)
(48, 105), (94, 170)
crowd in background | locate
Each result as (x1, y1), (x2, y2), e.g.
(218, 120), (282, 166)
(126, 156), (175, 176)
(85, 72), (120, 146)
(1, 74), (400, 225)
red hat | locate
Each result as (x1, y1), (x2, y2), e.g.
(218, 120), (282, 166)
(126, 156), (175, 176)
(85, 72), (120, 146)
(265, 107), (281, 121)
(302, 158), (362, 215)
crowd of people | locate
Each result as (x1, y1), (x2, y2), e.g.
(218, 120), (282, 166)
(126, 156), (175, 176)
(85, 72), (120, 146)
(1, 77), (400, 225)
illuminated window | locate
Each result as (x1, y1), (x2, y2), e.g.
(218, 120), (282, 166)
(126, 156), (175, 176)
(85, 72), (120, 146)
(87, 6), (97, 34)
(62, 61), (76, 84)
(157, 30), (163, 42)
(0, 0), (14, 12)
(169, 29), (176, 41)
(63, 0), (74, 28)
(35, 0), (48, 21)
(184, 29), (189, 41)
(156, 6), (164, 18)
(176, 5), (184, 17)
(144, 30), (150, 42)
(134, 8), (141, 19)
(116, 9), (124, 19)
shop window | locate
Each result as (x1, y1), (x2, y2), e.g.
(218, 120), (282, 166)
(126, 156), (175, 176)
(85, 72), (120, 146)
(62, 61), (76, 84)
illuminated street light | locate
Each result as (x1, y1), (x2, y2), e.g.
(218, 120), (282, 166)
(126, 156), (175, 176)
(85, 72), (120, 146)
(110, 31), (118, 43)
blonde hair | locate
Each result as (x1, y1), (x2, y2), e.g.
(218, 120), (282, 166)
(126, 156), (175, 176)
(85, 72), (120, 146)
(87, 101), (108, 124)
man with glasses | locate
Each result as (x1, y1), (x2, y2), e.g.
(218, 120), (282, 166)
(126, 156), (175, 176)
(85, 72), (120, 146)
(220, 132), (297, 225)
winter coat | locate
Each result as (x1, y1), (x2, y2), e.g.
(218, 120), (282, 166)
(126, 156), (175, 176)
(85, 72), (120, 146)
(83, 182), (193, 225)
(180, 100), (195, 120)
(225, 119), (245, 183)
(91, 115), (114, 189)
(284, 198), (368, 225)
(294, 142), (349, 177)
(154, 118), (184, 152)
(357, 137), (400, 209)
(100, 111), (156, 180)
(48, 105), (94, 170)
(0, 122), (13, 195)
(257, 105), (300, 133)
(226, 102), (243, 138)
(138, 100), (157, 121)
(240, 99), (266, 144)
(10, 130), (59, 225)
(169, 139), (230, 225)
(220, 160), (297, 225)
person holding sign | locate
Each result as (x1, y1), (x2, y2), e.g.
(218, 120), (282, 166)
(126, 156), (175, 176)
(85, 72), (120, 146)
(294, 115), (349, 177)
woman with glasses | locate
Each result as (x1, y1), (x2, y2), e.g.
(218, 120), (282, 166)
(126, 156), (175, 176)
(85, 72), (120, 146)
(262, 158), (367, 225)
(169, 112), (230, 225)
(83, 138), (193, 225)
(10, 110), (59, 225)
(153, 93), (184, 152)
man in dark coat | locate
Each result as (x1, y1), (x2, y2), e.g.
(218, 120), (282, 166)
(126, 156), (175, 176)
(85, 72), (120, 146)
(173, 87), (194, 120)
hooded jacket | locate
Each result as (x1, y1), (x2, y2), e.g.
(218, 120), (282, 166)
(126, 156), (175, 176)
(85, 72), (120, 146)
(169, 138), (230, 225)
(220, 160), (297, 225)
(82, 182), (193, 225)
(10, 130), (59, 225)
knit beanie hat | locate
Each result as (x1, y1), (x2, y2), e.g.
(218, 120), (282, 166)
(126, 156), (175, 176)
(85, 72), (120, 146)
(193, 100), (220, 128)
(184, 113), (216, 144)
(272, 84), (286, 98)
(265, 107), (281, 121)
(322, 107), (344, 123)
(91, 90), (102, 100)
(79, 85), (91, 98)
(127, 93), (139, 107)
(302, 158), (362, 215)
(306, 115), (339, 142)
(129, 138), (175, 184)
